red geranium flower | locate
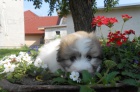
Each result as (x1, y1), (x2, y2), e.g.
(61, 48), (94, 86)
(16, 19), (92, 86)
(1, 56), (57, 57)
(129, 29), (135, 35)
(102, 17), (118, 28)
(107, 31), (128, 46)
(91, 16), (106, 27)
(91, 16), (118, 28)
(91, 15), (135, 45)
(124, 30), (131, 35)
(116, 41), (122, 46)
(124, 29), (135, 35)
(122, 14), (132, 22)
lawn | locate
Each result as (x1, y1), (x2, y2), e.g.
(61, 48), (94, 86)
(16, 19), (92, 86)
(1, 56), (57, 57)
(0, 45), (39, 60)
(0, 47), (29, 59)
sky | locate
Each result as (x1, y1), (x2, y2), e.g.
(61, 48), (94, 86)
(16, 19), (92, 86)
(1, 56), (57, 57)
(24, 0), (140, 16)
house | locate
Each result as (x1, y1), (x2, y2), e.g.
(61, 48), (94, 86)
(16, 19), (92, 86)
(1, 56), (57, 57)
(39, 25), (67, 43)
(0, 0), (24, 48)
(24, 10), (59, 46)
(38, 17), (67, 43)
(65, 3), (140, 39)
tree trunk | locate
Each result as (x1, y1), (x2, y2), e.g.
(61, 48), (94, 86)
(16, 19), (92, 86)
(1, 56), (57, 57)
(69, 0), (96, 32)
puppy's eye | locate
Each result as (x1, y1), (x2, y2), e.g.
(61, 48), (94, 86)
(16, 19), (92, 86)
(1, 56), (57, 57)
(86, 55), (92, 61)
(70, 56), (76, 62)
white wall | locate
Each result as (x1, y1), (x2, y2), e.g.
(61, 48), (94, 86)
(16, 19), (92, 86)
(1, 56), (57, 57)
(66, 5), (140, 39)
(44, 26), (67, 43)
(25, 34), (43, 47)
(0, 0), (25, 48)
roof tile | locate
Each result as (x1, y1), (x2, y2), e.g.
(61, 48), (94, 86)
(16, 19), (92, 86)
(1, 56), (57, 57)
(24, 10), (59, 34)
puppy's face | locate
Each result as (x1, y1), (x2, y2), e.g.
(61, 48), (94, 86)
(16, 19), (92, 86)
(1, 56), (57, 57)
(57, 31), (102, 74)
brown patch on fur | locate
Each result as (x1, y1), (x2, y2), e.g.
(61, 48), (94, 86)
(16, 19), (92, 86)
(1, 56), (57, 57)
(76, 31), (102, 58)
(58, 33), (78, 59)
(57, 31), (102, 62)
(58, 31), (87, 60)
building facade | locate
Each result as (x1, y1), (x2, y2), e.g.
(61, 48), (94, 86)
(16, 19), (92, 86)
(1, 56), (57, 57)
(39, 25), (67, 43)
(0, 0), (25, 48)
(24, 10), (59, 47)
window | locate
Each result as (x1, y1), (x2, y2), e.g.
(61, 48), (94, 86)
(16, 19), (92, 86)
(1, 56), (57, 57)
(56, 31), (60, 35)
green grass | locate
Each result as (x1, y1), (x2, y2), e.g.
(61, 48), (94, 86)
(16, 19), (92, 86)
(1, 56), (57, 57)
(0, 47), (29, 59)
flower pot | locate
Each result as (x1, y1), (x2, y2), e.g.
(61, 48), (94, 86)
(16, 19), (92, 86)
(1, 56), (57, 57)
(0, 79), (138, 92)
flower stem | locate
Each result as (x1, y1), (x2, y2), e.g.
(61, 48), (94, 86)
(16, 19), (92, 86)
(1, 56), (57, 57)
(96, 68), (110, 84)
(109, 27), (112, 32)
(99, 27), (105, 43)
(121, 22), (125, 33)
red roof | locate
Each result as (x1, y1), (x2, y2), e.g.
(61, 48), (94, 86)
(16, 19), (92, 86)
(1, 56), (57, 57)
(24, 10), (59, 34)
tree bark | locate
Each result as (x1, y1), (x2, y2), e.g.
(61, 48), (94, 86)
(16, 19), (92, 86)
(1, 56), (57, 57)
(69, 0), (96, 32)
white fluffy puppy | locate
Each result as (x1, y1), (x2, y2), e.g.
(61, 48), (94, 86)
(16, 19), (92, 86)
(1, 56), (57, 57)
(35, 31), (102, 74)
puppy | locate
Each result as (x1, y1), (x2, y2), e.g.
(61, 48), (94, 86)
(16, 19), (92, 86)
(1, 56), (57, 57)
(35, 31), (102, 74)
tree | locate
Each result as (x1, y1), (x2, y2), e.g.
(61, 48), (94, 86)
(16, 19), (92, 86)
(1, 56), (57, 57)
(27, 0), (119, 32)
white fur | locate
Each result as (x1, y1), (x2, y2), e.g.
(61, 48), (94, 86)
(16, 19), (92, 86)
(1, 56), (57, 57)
(35, 39), (63, 72)
(67, 57), (93, 73)
(36, 32), (101, 73)
(75, 38), (91, 55)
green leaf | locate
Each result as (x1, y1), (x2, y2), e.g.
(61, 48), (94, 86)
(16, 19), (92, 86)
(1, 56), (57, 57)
(54, 69), (65, 76)
(110, 80), (116, 86)
(0, 73), (6, 80)
(111, 77), (120, 86)
(122, 71), (140, 80)
(95, 72), (102, 79)
(102, 77), (107, 85)
(6, 73), (15, 83)
(117, 63), (124, 69)
(102, 71), (119, 85)
(104, 60), (117, 69)
(81, 70), (92, 84)
(123, 79), (138, 86)
(14, 73), (24, 80)
(52, 77), (67, 84)
(67, 78), (77, 85)
(106, 71), (119, 83)
(0, 66), (4, 73)
(80, 86), (95, 92)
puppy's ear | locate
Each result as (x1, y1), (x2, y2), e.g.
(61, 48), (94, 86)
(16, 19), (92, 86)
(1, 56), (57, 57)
(89, 31), (96, 39)
(89, 31), (102, 58)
